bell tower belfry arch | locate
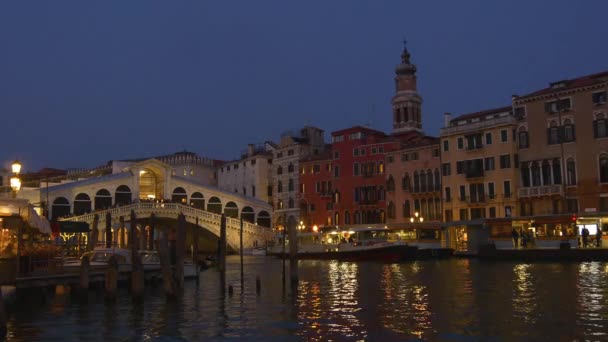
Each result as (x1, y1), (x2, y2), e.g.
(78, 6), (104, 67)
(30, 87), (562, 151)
(392, 40), (423, 134)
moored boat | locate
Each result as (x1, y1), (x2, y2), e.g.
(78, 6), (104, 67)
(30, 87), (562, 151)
(268, 227), (418, 261)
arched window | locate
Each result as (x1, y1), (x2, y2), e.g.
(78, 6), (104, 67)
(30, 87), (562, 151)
(552, 159), (562, 185)
(288, 198), (294, 208)
(548, 121), (559, 145)
(413, 171), (420, 193)
(426, 170), (433, 192)
(94, 189), (112, 210)
(567, 158), (577, 185)
(563, 119), (575, 142)
(51, 197), (71, 221)
(277, 200), (283, 210)
(277, 181), (283, 193)
(600, 154), (608, 183)
(378, 161), (384, 174)
(542, 160), (551, 185)
(115, 185), (132, 206)
(257, 211), (271, 228)
(518, 126), (529, 148)
(334, 212), (340, 225)
(594, 113), (608, 138)
(207, 197), (222, 214)
(190, 192), (205, 209)
(241, 206), (255, 223)
(402, 173), (410, 191)
(434, 169), (441, 191)
(171, 187), (187, 204)
(521, 162), (530, 187)
(344, 211), (350, 224)
(225, 202), (239, 218)
(288, 163), (294, 173)
(73, 193), (91, 216)
(387, 201), (395, 219)
(531, 162), (541, 186)
(403, 200), (411, 218)
(420, 170), (427, 192)
(386, 175), (395, 191)
(354, 211), (361, 224)
(288, 179), (294, 192)
(277, 166), (283, 175)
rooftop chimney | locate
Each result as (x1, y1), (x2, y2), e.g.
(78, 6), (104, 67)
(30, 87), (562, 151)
(247, 144), (254, 157)
(443, 112), (452, 127)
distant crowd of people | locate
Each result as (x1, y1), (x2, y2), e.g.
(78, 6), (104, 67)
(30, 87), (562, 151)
(511, 227), (603, 249)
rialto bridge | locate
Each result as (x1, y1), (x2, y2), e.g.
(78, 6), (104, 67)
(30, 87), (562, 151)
(46, 159), (274, 250)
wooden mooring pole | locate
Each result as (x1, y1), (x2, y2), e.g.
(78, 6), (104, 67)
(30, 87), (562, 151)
(175, 213), (185, 289)
(105, 255), (118, 299)
(288, 219), (298, 286)
(219, 214), (227, 294)
(149, 213), (156, 251)
(79, 255), (90, 291)
(193, 216), (200, 284)
(240, 217), (244, 292)
(105, 212), (112, 248)
(0, 287), (7, 339)
(157, 227), (176, 298)
(130, 210), (144, 298)
(88, 214), (99, 250)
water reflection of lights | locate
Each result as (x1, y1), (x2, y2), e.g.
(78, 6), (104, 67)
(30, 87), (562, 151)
(577, 262), (605, 327)
(512, 264), (537, 323)
(296, 261), (363, 341)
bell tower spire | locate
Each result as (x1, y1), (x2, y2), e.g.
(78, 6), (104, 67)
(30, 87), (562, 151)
(392, 40), (423, 134)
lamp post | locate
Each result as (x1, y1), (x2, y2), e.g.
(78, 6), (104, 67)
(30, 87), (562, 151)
(297, 220), (306, 232)
(410, 211), (424, 240)
(10, 160), (22, 198)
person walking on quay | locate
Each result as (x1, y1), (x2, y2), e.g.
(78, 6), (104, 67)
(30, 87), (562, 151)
(511, 228), (519, 248)
(596, 229), (603, 248)
(581, 227), (589, 248)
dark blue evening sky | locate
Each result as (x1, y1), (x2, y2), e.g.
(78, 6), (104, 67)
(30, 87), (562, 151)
(1, 1), (607, 171)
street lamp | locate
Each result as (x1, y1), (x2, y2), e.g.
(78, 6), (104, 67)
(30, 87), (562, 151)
(10, 160), (22, 198)
(410, 211), (424, 223)
(297, 220), (306, 232)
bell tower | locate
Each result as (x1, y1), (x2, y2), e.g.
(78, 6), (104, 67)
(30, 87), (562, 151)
(392, 41), (423, 133)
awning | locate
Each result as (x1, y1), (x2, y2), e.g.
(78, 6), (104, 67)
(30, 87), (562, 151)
(0, 198), (52, 234)
(55, 221), (90, 233)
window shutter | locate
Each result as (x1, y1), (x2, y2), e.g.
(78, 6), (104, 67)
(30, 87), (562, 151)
(571, 124), (576, 141)
(594, 121), (598, 138)
(547, 128), (552, 144)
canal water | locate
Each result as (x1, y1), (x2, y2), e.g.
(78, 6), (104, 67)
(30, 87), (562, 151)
(4, 256), (608, 341)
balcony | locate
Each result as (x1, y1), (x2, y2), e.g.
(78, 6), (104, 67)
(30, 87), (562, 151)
(518, 185), (563, 198)
(465, 144), (483, 151)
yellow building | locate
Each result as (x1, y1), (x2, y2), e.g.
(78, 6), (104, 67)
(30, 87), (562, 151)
(440, 106), (519, 222)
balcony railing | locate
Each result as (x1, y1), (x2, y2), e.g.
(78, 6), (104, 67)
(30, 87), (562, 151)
(518, 185), (563, 198)
(465, 169), (484, 179)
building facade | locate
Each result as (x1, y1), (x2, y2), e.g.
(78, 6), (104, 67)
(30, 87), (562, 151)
(440, 106), (519, 222)
(385, 139), (441, 224)
(272, 126), (326, 230)
(217, 143), (275, 204)
(514, 71), (608, 232)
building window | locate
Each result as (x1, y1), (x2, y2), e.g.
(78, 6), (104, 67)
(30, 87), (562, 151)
(333, 135), (344, 143)
(444, 209), (453, 222)
(413, 171), (420, 193)
(432, 148), (440, 158)
(403, 200), (411, 218)
(334, 166), (340, 178)
(553, 159), (562, 184)
(600, 154), (608, 183)
(457, 137), (464, 149)
(361, 148), (366, 156)
(354, 148), (359, 156)
(594, 114), (608, 138)
(288, 198), (294, 208)
(183, 168), (187, 176)
(387, 202), (395, 219)
(566, 198), (578, 213)
(354, 163), (360, 176)
(484, 157), (495, 171)
(456, 161), (464, 175)
(252, 186), (256, 197)
(277, 181), (283, 193)
(500, 154), (511, 169)
(434, 169), (441, 191)
(500, 129), (508, 142)
(378, 161), (385, 174)
(547, 121), (559, 145)
(402, 173), (411, 191)
(545, 98), (571, 113)
(411, 152), (419, 161)
(600, 197), (608, 212)
(387, 175), (395, 191)
(459, 185), (466, 201)
(443, 140), (449, 152)
(277, 166), (283, 175)
(445, 187), (451, 202)
(505, 206), (512, 217)
(387, 155), (394, 163)
(334, 151), (339, 159)
(313, 165), (320, 173)
(503, 180), (511, 198)
(593, 91), (607, 105)
(469, 183), (485, 203)
(277, 200), (283, 209)
(287, 149), (294, 156)
(489, 207), (497, 218)
(514, 106), (526, 119)
(371, 147), (377, 154)
(563, 119), (575, 142)
(518, 127), (529, 148)
(542, 161), (551, 185)
(442, 163), (451, 176)
(459, 209), (468, 221)
(488, 182), (495, 199)
(531, 162), (541, 186)
(567, 158), (577, 185)
(288, 163), (294, 173)
(470, 208), (486, 219)
(288, 179), (294, 192)
(485, 132), (492, 145)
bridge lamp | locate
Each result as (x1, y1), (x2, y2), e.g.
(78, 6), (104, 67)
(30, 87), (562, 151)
(11, 160), (22, 174)
(10, 160), (22, 198)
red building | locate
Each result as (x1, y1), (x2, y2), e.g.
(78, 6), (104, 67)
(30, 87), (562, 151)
(299, 151), (333, 228)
